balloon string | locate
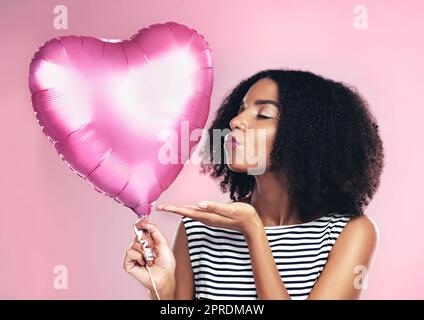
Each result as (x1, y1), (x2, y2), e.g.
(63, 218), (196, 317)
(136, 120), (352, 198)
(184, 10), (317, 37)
(145, 263), (160, 300)
(140, 233), (160, 300)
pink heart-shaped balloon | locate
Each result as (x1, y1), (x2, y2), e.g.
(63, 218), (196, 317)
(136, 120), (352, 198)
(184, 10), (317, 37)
(28, 21), (213, 216)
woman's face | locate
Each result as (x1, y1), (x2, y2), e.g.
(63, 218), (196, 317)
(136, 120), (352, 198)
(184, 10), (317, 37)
(224, 77), (280, 175)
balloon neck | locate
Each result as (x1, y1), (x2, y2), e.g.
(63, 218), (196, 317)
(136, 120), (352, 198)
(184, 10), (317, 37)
(132, 202), (153, 217)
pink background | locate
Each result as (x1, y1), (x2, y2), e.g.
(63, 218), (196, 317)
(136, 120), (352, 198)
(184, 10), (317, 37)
(0, 0), (423, 299)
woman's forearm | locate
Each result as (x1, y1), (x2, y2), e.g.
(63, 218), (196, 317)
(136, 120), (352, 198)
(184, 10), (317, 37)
(244, 221), (291, 300)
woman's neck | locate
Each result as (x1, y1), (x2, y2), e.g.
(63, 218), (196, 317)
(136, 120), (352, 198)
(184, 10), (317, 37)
(249, 171), (302, 227)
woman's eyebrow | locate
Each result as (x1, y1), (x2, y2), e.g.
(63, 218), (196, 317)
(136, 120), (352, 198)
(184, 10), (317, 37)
(240, 99), (279, 108)
(254, 99), (280, 107)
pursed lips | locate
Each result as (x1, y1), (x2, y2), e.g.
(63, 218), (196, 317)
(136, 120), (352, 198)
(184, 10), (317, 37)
(224, 132), (241, 148)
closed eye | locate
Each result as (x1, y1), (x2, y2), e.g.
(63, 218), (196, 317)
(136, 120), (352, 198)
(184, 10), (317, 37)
(238, 103), (274, 119)
(257, 114), (272, 119)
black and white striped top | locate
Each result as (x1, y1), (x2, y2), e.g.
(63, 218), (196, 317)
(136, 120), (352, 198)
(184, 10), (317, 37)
(182, 212), (352, 300)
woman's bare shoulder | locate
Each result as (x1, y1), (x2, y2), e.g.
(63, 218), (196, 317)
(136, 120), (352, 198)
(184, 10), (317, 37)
(344, 214), (379, 240)
(331, 213), (379, 257)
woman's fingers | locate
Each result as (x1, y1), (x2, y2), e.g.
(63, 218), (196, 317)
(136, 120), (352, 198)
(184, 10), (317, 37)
(157, 203), (234, 227)
(134, 217), (153, 231)
(198, 201), (235, 217)
(130, 245), (145, 266)
(130, 239), (143, 253)
(134, 219), (169, 248)
(144, 222), (169, 248)
(157, 204), (211, 220)
(158, 202), (233, 219)
(131, 236), (156, 267)
(125, 248), (145, 268)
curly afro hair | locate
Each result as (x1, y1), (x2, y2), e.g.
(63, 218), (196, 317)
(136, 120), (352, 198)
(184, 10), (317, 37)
(199, 69), (384, 220)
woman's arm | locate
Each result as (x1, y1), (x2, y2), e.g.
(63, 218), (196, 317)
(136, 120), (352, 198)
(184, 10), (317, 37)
(172, 219), (195, 299)
(244, 214), (378, 300)
(307, 214), (379, 299)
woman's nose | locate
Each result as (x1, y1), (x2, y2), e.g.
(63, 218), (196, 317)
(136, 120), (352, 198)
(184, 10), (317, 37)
(230, 114), (248, 131)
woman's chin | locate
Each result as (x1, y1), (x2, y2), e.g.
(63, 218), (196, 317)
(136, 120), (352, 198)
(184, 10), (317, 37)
(226, 162), (268, 175)
(224, 151), (265, 173)
(226, 163), (248, 173)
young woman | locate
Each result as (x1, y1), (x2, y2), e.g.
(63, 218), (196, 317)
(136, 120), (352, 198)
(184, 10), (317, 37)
(123, 69), (384, 300)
